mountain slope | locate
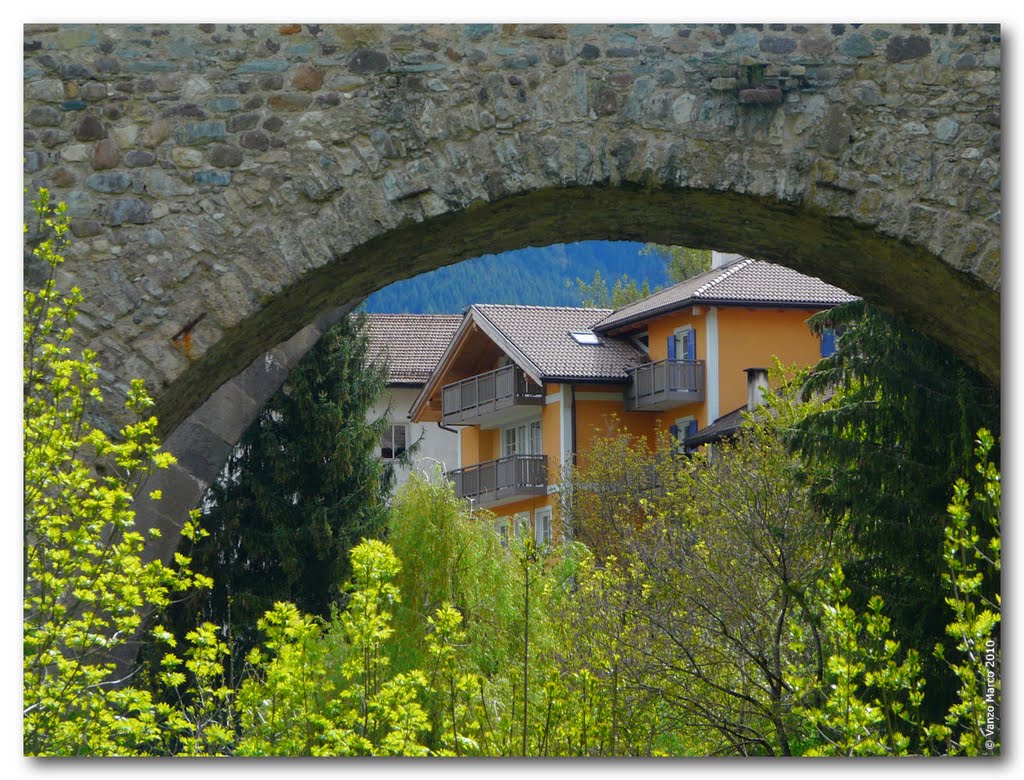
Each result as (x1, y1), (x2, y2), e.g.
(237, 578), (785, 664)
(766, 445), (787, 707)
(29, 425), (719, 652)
(362, 241), (669, 314)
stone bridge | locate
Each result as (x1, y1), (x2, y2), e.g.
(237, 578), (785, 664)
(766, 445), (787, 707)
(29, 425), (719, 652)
(23, 23), (1001, 556)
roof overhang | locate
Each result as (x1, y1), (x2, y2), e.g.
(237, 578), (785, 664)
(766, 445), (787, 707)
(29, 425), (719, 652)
(408, 306), (546, 423)
(595, 298), (852, 336)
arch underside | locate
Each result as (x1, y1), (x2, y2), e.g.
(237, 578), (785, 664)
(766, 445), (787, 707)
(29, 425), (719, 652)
(152, 183), (1000, 438)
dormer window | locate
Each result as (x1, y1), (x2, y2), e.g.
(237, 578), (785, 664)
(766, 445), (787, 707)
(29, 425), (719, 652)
(570, 330), (601, 345)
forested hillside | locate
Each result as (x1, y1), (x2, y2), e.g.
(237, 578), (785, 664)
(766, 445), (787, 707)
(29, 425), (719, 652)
(362, 241), (670, 313)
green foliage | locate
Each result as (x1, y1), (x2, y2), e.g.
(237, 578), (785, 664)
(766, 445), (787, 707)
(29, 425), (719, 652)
(236, 541), (431, 756)
(548, 550), (673, 755)
(385, 472), (526, 679)
(158, 623), (235, 756)
(23, 190), (209, 756)
(787, 302), (999, 717)
(561, 421), (676, 560)
(235, 603), (336, 755)
(572, 245), (711, 309)
(170, 312), (400, 665)
(789, 430), (1001, 757)
(789, 566), (927, 756)
(573, 270), (652, 309)
(935, 428), (1000, 755)
(640, 243), (712, 282)
(424, 603), (483, 755)
(561, 404), (837, 755)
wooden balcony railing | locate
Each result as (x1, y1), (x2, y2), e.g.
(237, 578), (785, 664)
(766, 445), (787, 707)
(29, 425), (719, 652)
(625, 359), (705, 412)
(449, 454), (548, 506)
(441, 364), (543, 425)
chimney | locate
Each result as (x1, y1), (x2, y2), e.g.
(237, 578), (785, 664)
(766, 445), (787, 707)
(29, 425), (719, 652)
(744, 367), (769, 410)
(711, 251), (743, 269)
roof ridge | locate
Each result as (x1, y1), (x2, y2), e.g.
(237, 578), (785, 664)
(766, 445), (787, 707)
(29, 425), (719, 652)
(365, 312), (462, 319)
(692, 256), (754, 297)
(474, 302), (613, 313)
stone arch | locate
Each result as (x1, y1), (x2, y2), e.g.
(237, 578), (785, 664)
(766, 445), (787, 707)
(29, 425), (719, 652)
(22, 23), (1000, 556)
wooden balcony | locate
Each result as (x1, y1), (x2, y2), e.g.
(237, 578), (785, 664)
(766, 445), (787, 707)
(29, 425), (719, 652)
(625, 359), (705, 412)
(441, 364), (544, 427)
(449, 454), (548, 507)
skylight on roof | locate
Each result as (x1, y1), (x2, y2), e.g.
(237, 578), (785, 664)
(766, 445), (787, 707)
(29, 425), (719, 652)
(570, 331), (601, 345)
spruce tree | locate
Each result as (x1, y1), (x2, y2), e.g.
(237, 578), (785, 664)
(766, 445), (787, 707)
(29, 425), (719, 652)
(785, 301), (999, 718)
(170, 313), (404, 665)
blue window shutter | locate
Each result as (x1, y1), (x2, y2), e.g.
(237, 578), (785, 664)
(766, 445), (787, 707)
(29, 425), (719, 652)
(821, 328), (836, 357)
(669, 424), (679, 440)
(687, 419), (698, 438)
(684, 329), (696, 361)
(667, 335), (676, 361)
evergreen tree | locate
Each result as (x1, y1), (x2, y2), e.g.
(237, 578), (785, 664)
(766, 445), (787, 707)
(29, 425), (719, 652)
(572, 245), (711, 309)
(640, 244), (712, 282)
(572, 270), (652, 309)
(784, 301), (999, 717)
(171, 313), (403, 664)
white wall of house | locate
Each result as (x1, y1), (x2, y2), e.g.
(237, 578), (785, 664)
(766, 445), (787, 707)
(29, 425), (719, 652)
(371, 385), (460, 493)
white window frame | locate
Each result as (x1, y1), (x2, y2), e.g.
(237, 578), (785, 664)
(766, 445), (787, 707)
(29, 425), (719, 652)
(534, 506), (553, 546)
(570, 330), (601, 345)
(514, 511), (531, 540)
(502, 419), (543, 457)
(675, 415), (697, 454)
(495, 517), (510, 549)
(380, 422), (408, 461)
(501, 425), (517, 457)
(529, 419), (542, 455)
(673, 325), (696, 362)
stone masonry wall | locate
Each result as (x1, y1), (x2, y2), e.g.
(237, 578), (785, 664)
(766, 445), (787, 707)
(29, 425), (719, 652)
(23, 23), (1001, 553)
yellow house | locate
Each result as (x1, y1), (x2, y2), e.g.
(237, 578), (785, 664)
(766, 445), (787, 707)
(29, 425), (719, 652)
(408, 254), (857, 544)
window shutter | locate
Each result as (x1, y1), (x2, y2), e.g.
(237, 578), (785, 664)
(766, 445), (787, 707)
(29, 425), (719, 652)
(684, 329), (696, 361)
(669, 423), (679, 440)
(667, 335), (676, 361)
(687, 418), (698, 438)
(821, 328), (837, 357)
(395, 424), (407, 456)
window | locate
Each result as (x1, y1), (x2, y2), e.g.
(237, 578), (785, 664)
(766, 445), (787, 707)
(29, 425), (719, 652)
(669, 326), (696, 362)
(570, 330), (601, 345)
(535, 507), (553, 546)
(670, 417), (699, 454)
(501, 426), (517, 457)
(380, 423), (408, 460)
(502, 420), (542, 456)
(495, 517), (510, 549)
(529, 420), (542, 455)
(821, 327), (837, 358)
(514, 511), (531, 540)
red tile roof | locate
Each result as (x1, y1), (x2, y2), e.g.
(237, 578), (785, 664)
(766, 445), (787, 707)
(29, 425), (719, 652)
(593, 257), (858, 333)
(471, 304), (648, 383)
(365, 313), (462, 385)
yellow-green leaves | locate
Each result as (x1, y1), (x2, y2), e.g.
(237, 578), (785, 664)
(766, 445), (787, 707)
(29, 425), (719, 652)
(24, 192), (208, 756)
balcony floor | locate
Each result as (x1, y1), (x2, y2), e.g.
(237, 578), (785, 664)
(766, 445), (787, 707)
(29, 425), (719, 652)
(468, 484), (548, 509)
(625, 388), (705, 412)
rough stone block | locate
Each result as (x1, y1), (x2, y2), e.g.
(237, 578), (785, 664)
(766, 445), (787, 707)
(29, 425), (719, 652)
(738, 87), (782, 104)
(193, 169), (232, 185)
(190, 379), (260, 445)
(103, 197), (152, 225)
(86, 171), (132, 193)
